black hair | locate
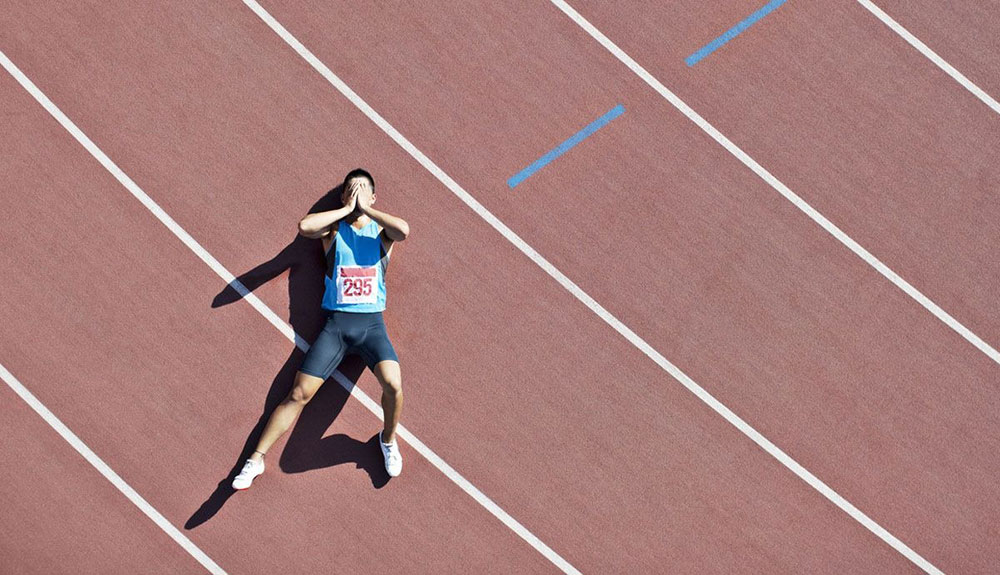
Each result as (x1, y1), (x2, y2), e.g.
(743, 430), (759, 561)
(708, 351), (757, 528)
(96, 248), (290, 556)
(343, 168), (374, 191)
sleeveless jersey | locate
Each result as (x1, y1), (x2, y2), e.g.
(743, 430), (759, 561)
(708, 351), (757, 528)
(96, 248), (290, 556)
(321, 219), (389, 313)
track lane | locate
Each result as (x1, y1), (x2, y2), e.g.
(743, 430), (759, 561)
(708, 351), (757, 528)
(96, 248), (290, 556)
(874, 0), (1000, 102)
(0, 1), (927, 572)
(219, 0), (999, 572)
(0, 382), (206, 575)
(571, 0), (1000, 349)
(0, 72), (557, 574)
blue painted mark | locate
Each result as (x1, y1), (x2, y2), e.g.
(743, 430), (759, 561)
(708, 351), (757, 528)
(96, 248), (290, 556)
(508, 104), (625, 189)
(685, 0), (788, 66)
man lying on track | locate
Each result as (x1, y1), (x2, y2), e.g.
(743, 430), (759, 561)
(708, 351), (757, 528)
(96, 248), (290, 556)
(233, 168), (410, 489)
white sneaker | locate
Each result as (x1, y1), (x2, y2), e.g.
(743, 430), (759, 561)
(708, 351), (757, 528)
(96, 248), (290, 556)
(232, 458), (265, 490)
(379, 433), (402, 477)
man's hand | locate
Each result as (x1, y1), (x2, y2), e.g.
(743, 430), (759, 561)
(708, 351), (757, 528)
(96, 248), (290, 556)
(355, 181), (375, 213)
(299, 189), (357, 238)
(343, 182), (360, 212)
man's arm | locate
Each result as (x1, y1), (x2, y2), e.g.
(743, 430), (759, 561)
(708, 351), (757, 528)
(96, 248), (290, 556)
(297, 192), (357, 239)
(358, 195), (410, 242)
(360, 204), (409, 242)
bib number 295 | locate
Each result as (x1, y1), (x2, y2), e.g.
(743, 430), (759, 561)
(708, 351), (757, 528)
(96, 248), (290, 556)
(343, 277), (372, 297)
(336, 266), (378, 305)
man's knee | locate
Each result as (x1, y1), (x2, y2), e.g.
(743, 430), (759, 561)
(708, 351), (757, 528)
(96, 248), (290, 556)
(288, 384), (315, 405)
(381, 375), (402, 397)
(288, 373), (323, 405)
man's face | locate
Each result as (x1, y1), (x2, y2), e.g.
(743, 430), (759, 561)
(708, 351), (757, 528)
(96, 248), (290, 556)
(343, 177), (374, 208)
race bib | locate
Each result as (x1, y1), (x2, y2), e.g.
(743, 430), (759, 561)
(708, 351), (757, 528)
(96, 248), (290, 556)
(336, 265), (378, 305)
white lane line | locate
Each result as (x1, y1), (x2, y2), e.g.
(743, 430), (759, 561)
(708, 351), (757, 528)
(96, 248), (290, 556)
(237, 2), (944, 574)
(858, 0), (1000, 115)
(549, 0), (999, 371)
(0, 361), (227, 575)
(0, 49), (580, 575)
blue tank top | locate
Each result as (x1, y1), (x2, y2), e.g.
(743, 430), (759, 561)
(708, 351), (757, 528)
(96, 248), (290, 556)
(321, 219), (389, 313)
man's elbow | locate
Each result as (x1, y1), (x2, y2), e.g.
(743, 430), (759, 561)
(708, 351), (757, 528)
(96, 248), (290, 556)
(391, 223), (410, 242)
(297, 219), (311, 236)
(298, 218), (321, 238)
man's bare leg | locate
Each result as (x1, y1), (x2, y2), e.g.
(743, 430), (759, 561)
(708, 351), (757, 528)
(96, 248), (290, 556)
(373, 360), (403, 444)
(249, 371), (326, 463)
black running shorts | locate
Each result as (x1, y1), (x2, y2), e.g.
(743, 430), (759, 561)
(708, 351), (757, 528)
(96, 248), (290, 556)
(299, 311), (399, 379)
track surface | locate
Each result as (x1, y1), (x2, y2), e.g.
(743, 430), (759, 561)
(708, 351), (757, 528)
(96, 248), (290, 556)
(2, 1), (997, 573)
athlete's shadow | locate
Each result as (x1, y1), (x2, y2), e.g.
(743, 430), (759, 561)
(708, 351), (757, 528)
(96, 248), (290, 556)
(185, 186), (389, 530)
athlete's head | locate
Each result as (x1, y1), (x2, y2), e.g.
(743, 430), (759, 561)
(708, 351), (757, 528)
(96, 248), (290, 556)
(342, 168), (375, 210)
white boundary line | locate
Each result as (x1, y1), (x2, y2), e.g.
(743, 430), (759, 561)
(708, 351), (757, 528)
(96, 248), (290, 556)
(549, 0), (999, 370)
(0, 361), (228, 575)
(858, 0), (1000, 115)
(0, 49), (580, 575)
(237, 1), (943, 573)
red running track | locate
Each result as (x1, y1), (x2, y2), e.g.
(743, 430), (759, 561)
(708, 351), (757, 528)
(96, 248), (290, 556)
(0, 12), (901, 572)
(0, 382), (204, 575)
(573, 0), (1000, 345)
(0, 71), (554, 574)
(2, 0), (997, 573)
(876, 0), (1000, 100)
(247, 0), (999, 571)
